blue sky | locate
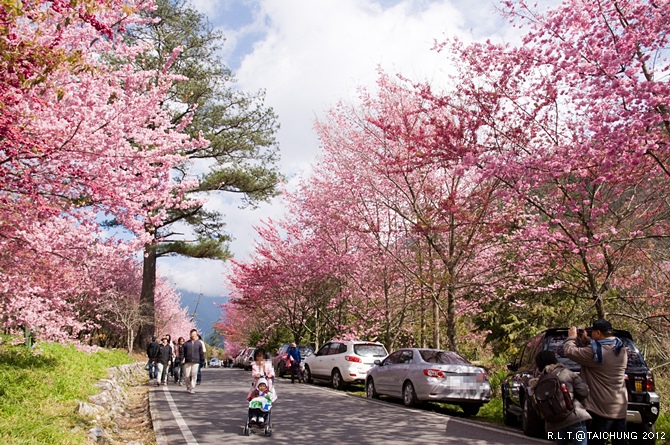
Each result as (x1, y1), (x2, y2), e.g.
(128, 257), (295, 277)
(160, 0), (518, 320)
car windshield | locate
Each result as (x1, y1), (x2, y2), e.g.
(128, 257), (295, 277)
(419, 350), (470, 365)
(299, 346), (314, 357)
(354, 344), (387, 357)
(548, 334), (645, 369)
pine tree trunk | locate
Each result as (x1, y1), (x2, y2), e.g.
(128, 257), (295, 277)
(138, 243), (157, 349)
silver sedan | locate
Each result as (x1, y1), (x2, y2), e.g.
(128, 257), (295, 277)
(365, 348), (491, 416)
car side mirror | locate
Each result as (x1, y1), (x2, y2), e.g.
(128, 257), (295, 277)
(507, 362), (518, 372)
(374, 359), (381, 366)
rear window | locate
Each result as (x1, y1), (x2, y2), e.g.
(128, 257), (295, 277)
(547, 334), (646, 370)
(419, 350), (470, 365)
(354, 344), (387, 357)
(299, 346), (314, 357)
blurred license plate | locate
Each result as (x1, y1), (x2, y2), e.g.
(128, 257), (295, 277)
(635, 381), (643, 392)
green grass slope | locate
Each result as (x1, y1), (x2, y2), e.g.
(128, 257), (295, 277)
(0, 339), (131, 445)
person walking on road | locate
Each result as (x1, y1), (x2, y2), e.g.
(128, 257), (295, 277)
(156, 337), (173, 386)
(531, 350), (591, 445)
(564, 319), (628, 445)
(287, 342), (302, 383)
(173, 337), (185, 385)
(197, 333), (207, 385)
(183, 329), (205, 394)
(146, 335), (160, 384)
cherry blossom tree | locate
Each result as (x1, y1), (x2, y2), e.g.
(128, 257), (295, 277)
(427, 0), (670, 322)
(1, 0), (201, 342)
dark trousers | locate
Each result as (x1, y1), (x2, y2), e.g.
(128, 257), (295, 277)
(588, 412), (628, 445)
(148, 360), (157, 380)
(173, 362), (182, 382)
(290, 361), (301, 382)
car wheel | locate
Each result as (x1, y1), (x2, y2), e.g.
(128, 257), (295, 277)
(403, 381), (418, 407)
(366, 378), (378, 399)
(331, 368), (345, 390)
(629, 423), (656, 445)
(304, 365), (313, 384)
(461, 404), (482, 417)
(522, 394), (544, 438)
(502, 393), (517, 426)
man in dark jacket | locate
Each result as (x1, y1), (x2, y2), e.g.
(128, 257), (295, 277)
(146, 336), (160, 382)
(182, 329), (204, 393)
(156, 337), (173, 386)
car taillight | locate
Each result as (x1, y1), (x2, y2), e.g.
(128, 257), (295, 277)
(345, 355), (362, 363)
(646, 371), (655, 392)
(423, 369), (445, 378)
(477, 372), (489, 383)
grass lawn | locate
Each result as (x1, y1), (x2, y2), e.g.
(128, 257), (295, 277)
(0, 338), (132, 445)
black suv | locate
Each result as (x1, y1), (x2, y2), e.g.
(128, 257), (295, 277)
(501, 328), (660, 443)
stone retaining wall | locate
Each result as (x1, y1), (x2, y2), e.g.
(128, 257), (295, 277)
(77, 362), (148, 444)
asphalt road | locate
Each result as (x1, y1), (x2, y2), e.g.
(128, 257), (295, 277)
(149, 367), (550, 444)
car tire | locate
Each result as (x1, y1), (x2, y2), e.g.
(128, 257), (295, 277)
(629, 422), (656, 445)
(305, 365), (313, 384)
(461, 404), (482, 417)
(403, 381), (418, 407)
(332, 368), (345, 390)
(366, 378), (378, 399)
(522, 394), (545, 438)
(502, 393), (517, 426)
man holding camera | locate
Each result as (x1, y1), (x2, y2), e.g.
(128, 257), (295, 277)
(564, 319), (628, 445)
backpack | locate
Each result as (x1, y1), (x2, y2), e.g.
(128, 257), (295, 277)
(531, 370), (574, 423)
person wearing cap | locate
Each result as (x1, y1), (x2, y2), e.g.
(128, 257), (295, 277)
(564, 319), (628, 445)
(287, 342), (302, 383)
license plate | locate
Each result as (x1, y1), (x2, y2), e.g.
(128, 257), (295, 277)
(635, 381), (643, 392)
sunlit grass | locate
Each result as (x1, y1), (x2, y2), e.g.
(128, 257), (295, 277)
(0, 338), (131, 445)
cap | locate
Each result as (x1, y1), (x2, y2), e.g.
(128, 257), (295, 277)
(590, 319), (614, 334)
(257, 378), (268, 389)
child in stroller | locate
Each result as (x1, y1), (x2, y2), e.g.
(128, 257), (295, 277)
(243, 378), (276, 436)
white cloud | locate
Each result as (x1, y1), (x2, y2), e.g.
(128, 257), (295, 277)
(168, 0), (516, 297)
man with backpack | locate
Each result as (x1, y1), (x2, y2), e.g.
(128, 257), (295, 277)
(564, 319), (628, 445)
(531, 350), (591, 444)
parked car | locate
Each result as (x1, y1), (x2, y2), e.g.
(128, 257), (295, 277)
(233, 348), (253, 368)
(304, 340), (388, 389)
(209, 358), (221, 368)
(365, 348), (491, 416)
(241, 348), (256, 371)
(502, 328), (660, 442)
(272, 343), (315, 377)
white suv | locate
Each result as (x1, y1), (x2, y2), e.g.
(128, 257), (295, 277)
(304, 340), (388, 389)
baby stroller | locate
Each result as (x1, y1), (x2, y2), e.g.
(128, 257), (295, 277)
(243, 377), (276, 436)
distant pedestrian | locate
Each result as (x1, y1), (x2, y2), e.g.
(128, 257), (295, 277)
(146, 336), (160, 383)
(156, 337), (173, 386)
(287, 343), (302, 383)
(197, 334), (207, 385)
(166, 334), (175, 377)
(174, 337), (185, 385)
(564, 319), (628, 445)
(183, 329), (204, 394)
